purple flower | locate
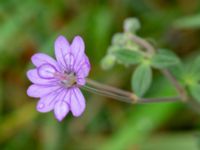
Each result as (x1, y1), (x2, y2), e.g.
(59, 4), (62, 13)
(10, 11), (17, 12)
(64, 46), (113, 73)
(27, 35), (91, 121)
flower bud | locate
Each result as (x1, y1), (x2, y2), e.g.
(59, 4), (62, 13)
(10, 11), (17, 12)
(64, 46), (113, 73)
(123, 18), (141, 33)
(101, 55), (116, 70)
(108, 45), (121, 53)
(112, 33), (128, 46)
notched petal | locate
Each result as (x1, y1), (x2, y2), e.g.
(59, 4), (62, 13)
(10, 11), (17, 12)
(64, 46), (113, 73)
(27, 84), (60, 98)
(54, 101), (69, 121)
(54, 35), (70, 67)
(71, 36), (85, 69)
(31, 53), (58, 69)
(70, 88), (86, 117)
(27, 69), (56, 85)
(37, 94), (55, 113)
(71, 36), (85, 54)
(75, 55), (91, 78)
(38, 63), (57, 79)
(64, 53), (75, 72)
(36, 89), (65, 113)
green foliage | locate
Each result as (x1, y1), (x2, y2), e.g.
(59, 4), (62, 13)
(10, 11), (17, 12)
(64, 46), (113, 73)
(178, 55), (200, 102)
(189, 83), (200, 102)
(151, 49), (181, 69)
(131, 64), (152, 96)
(174, 14), (200, 29)
(101, 76), (181, 150)
(188, 56), (200, 77)
(140, 133), (199, 150)
(100, 103), (180, 150)
(113, 49), (144, 65)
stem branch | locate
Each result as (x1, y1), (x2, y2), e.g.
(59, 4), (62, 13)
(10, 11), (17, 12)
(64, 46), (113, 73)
(128, 33), (188, 101)
(128, 33), (155, 54)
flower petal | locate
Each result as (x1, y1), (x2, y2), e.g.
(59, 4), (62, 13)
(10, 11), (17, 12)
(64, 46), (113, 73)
(38, 63), (57, 79)
(54, 100), (69, 121)
(37, 89), (65, 113)
(70, 88), (86, 117)
(76, 60), (90, 78)
(76, 78), (86, 86)
(31, 53), (59, 69)
(62, 89), (71, 104)
(70, 36), (85, 70)
(64, 53), (75, 72)
(27, 69), (57, 85)
(27, 84), (61, 98)
(54, 35), (70, 68)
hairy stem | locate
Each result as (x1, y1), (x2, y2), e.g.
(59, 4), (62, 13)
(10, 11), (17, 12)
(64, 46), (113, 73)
(161, 69), (187, 101)
(139, 96), (180, 103)
(86, 78), (137, 100)
(82, 85), (136, 104)
(84, 79), (180, 104)
(128, 33), (155, 54)
(127, 33), (188, 101)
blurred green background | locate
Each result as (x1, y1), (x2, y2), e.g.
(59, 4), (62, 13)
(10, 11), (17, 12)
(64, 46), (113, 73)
(0, 0), (200, 150)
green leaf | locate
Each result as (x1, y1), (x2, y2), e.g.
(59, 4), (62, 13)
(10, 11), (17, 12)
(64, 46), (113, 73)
(113, 49), (143, 65)
(189, 83), (200, 102)
(188, 55), (200, 76)
(131, 64), (152, 96)
(151, 49), (180, 69)
(177, 55), (200, 85)
(169, 64), (185, 81)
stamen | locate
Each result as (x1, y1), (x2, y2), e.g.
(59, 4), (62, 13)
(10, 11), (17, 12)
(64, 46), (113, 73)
(54, 71), (77, 88)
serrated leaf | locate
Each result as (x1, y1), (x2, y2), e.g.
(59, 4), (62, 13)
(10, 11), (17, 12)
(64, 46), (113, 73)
(113, 49), (143, 65)
(131, 64), (152, 96)
(189, 83), (200, 102)
(151, 49), (180, 69)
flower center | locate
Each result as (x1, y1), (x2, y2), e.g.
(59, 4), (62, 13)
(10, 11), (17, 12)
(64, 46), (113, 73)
(54, 72), (77, 88)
